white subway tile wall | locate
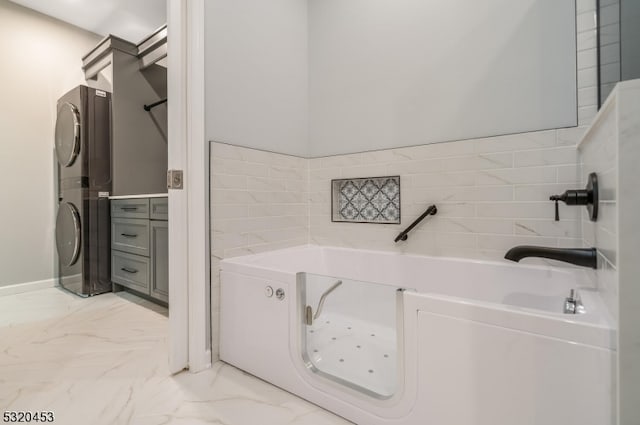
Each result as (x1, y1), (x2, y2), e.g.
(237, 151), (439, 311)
(211, 142), (309, 257)
(210, 142), (309, 358)
(211, 133), (584, 262)
(309, 130), (582, 262)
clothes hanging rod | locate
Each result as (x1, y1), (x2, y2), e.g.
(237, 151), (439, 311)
(143, 98), (167, 111)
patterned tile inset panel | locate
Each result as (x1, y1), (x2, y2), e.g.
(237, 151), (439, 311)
(332, 176), (400, 224)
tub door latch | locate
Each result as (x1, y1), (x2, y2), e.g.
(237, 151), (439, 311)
(304, 280), (343, 326)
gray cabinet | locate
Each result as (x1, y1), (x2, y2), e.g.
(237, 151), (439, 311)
(150, 220), (168, 302)
(112, 218), (150, 256)
(111, 198), (150, 219)
(111, 197), (168, 304)
(112, 251), (151, 293)
(150, 198), (169, 220)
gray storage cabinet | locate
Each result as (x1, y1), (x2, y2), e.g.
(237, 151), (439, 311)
(111, 197), (168, 304)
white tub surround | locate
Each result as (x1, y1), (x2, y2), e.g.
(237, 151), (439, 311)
(212, 133), (585, 369)
(578, 79), (640, 425)
(220, 246), (614, 425)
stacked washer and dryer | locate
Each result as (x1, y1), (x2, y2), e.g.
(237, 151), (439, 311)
(54, 29), (168, 298)
(54, 86), (112, 297)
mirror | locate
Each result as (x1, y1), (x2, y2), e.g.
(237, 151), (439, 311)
(206, 0), (578, 157)
(308, 0), (577, 156)
(598, 0), (640, 107)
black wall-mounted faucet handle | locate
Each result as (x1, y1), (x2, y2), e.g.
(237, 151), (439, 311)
(550, 195), (561, 221)
(549, 173), (599, 222)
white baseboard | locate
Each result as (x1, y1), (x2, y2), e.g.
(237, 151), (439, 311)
(0, 278), (57, 297)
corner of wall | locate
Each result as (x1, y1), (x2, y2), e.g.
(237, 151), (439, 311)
(577, 86), (619, 323)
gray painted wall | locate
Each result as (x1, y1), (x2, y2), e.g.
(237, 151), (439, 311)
(0, 0), (101, 287)
(111, 54), (168, 196)
(205, 0), (309, 157)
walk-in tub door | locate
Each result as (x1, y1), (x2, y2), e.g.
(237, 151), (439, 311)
(298, 273), (405, 399)
(55, 102), (81, 167)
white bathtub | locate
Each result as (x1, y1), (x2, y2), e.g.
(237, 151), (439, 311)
(220, 245), (615, 425)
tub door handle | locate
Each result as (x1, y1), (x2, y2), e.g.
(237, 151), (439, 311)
(305, 280), (342, 326)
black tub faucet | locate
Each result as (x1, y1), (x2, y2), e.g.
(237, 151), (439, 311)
(504, 246), (597, 269)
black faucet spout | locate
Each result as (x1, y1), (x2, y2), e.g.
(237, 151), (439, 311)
(504, 246), (597, 269)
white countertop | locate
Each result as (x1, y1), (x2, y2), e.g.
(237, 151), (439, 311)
(109, 193), (168, 200)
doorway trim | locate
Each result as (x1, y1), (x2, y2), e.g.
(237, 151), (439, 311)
(167, 0), (210, 374)
(185, 0), (211, 373)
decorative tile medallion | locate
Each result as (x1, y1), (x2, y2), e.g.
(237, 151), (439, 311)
(331, 176), (400, 224)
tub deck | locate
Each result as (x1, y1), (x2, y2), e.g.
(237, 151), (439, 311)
(222, 244), (614, 331)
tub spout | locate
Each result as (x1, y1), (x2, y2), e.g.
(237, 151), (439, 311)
(504, 246), (597, 269)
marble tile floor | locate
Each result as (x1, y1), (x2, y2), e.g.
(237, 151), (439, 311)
(0, 288), (352, 425)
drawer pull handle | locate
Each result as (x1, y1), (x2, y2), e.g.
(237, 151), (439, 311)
(121, 267), (138, 274)
(120, 233), (138, 238)
(121, 207), (138, 211)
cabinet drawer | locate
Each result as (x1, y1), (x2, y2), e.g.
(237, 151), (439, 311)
(150, 197), (168, 220)
(111, 251), (150, 293)
(111, 199), (150, 219)
(112, 218), (150, 256)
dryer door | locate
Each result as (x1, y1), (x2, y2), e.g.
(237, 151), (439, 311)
(55, 202), (82, 267)
(55, 102), (81, 167)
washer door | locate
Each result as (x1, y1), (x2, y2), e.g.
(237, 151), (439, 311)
(55, 102), (81, 167)
(56, 202), (82, 267)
